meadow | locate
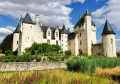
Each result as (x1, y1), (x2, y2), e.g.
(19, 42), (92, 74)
(0, 69), (118, 84)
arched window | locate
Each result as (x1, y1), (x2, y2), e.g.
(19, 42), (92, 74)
(48, 31), (50, 36)
(56, 32), (58, 37)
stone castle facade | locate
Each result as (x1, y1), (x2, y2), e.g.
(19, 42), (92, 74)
(12, 10), (117, 57)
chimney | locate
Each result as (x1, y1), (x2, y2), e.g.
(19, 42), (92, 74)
(68, 28), (70, 32)
(57, 26), (60, 29)
(39, 22), (42, 26)
(35, 15), (39, 24)
(20, 15), (23, 23)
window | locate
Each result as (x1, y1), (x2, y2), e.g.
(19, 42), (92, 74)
(47, 40), (50, 44)
(80, 33), (81, 37)
(48, 31), (50, 36)
(80, 40), (82, 45)
(111, 39), (113, 43)
(56, 41), (58, 45)
(56, 32), (58, 37)
(17, 41), (18, 44)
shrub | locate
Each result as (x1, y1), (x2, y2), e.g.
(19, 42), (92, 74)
(0, 55), (41, 62)
(25, 43), (62, 56)
(5, 50), (18, 56)
(67, 57), (120, 73)
(65, 50), (71, 56)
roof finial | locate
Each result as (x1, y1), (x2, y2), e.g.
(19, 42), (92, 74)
(27, 10), (28, 13)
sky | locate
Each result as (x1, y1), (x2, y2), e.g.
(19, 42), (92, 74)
(0, 0), (120, 51)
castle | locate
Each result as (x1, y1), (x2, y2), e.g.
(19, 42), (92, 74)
(12, 9), (117, 57)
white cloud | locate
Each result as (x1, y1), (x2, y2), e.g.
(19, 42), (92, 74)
(73, 0), (85, 3)
(92, 0), (120, 30)
(0, 26), (15, 43)
(0, 0), (86, 32)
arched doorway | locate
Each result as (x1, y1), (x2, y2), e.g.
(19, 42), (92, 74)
(79, 49), (82, 55)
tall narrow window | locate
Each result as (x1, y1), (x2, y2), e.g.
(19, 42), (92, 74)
(111, 39), (113, 43)
(17, 41), (18, 44)
(80, 40), (82, 45)
(47, 40), (50, 44)
(80, 33), (81, 37)
(56, 32), (58, 37)
(48, 31), (50, 36)
(56, 41), (58, 45)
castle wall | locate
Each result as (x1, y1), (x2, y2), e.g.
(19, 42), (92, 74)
(20, 23), (35, 54)
(61, 34), (68, 52)
(68, 39), (75, 55)
(102, 34), (116, 57)
(0, 62), (67, 71)
(92, 44), (103, 55)
(12, 33), (19, 51)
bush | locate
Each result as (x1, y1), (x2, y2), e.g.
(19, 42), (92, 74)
(0, 55), (41, 62)
(5, 50), (18, 56)
(67, 57), (120, 73)
(65, 50), (71, 56)
(25, 43), (62, 56)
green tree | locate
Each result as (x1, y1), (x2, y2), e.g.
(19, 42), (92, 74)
(0, 34), (13, 53)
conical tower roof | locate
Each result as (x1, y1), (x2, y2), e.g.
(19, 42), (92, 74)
(61, 25), (68, 34)
(102, 20), (115, 35)
(85, 9), (91, 16)
(22, 13), (33, 24)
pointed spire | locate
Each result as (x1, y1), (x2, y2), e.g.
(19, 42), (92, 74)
(85, 8), (91, 16)
(22, 13), (33, 24)
(61, 25), (68, 34)
(102, 20), (115, 35)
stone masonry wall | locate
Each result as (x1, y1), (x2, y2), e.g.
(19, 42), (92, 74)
(0, 62), (67, 71)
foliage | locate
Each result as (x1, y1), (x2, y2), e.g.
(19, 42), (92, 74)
(0, 55), (41, 62)
(5, 50), (17, 56)
(67, 57), (120, 73)
(25, 43), (62, 56)
(0, 69), (117, 84)
(65, 50), (71, 56)
(0, 34), (13, 53)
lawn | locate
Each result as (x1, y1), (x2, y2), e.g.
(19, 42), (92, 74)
(0, 69), (118, 84)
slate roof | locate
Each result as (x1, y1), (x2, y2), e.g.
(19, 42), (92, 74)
(41, 25), (70, 40)
(68, 32), (76, 40)
(22, 13), (33, 24)
(14, 13), (70, 39)
(101, 20), (115, 35)
(74, 10), (95, 28)
(14, 24), (20, 33)
(61, 25), (69, 34)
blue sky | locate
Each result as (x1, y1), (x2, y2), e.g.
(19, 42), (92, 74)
(0, 0), (120, 51)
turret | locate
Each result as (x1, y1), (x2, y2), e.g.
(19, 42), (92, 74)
(61, 25), (68, 52)
(35, 15), (39, 24)
(102, 20), (116, 57)
(84, 9), (92, 56)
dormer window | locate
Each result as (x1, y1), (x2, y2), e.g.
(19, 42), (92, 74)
(56, 32), (58, 37)
(48, 31), (50, 36)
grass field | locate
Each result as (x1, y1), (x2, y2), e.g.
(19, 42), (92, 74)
(0, 69), (118, 84)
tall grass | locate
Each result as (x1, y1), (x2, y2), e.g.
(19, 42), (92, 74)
(0, 69), (117, 84)
(67, 57), (120, 72)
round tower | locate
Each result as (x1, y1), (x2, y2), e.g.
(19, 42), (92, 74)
(102, 20), (116, 57)
(61, 25), (68, 52)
